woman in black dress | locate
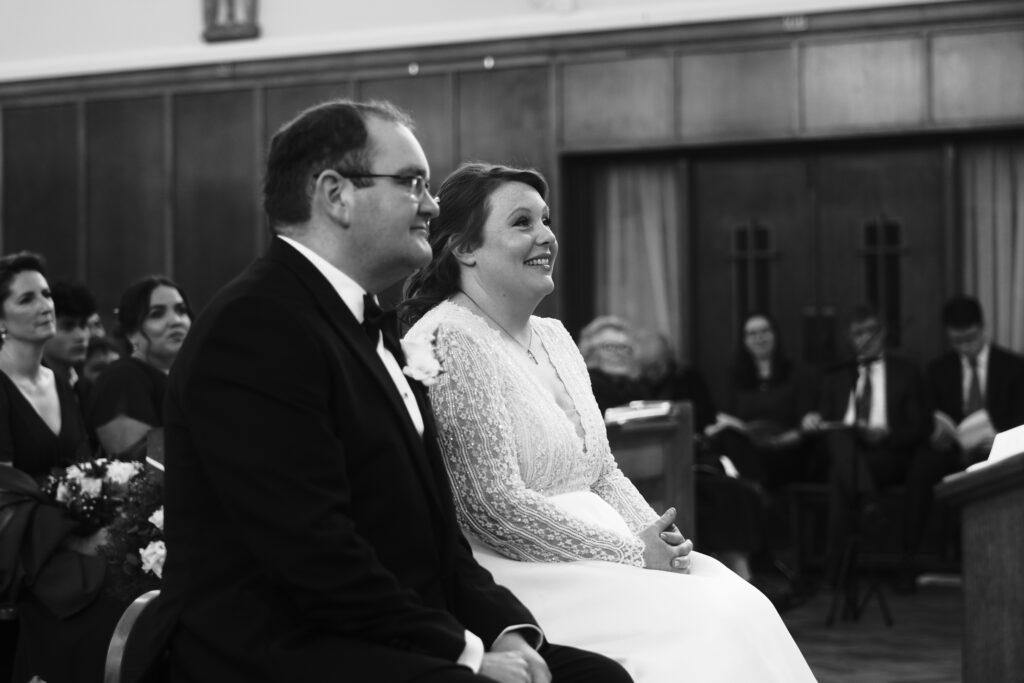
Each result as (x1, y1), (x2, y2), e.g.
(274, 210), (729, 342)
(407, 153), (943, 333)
(711, 312), (819, 490)
(0, 252), (120, 683)
(89, 275), (191, 457)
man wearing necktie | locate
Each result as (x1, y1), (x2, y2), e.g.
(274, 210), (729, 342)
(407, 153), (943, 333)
(802, 305), (929, 588)
(899, 296), (1024, 589)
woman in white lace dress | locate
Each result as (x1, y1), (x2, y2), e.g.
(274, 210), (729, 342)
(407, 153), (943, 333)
(402, 163), (816, 683)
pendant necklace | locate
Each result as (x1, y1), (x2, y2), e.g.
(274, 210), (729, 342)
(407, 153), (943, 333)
(458, 290), (539, 365)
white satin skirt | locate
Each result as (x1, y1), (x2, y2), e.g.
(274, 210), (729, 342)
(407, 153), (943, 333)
(470, 491), (817, 683)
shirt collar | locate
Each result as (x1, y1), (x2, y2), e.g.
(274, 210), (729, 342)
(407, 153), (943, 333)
(961, 342), (990, 368)
(277, 235), (369, 322)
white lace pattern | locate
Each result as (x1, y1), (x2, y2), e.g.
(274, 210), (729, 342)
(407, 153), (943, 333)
(408, 301), (658, 566)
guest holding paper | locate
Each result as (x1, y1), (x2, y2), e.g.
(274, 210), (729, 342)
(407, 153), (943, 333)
(709, 312), (819, 490)
(88, 276), (191, 457)
(802, 305), (929, 588)
(898, 295), (1024, 590)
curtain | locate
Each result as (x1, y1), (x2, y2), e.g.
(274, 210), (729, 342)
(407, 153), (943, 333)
(593, 160), (688, 360)
(961, 145), (1024, 352)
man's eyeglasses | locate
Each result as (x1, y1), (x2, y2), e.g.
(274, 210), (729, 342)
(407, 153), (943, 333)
(338, 173), (431, 201)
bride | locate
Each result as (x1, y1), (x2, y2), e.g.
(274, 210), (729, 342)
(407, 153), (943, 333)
(401, 162), (817, 683)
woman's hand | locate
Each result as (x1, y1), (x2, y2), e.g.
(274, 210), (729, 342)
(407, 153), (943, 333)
(639, 508), (693, 573)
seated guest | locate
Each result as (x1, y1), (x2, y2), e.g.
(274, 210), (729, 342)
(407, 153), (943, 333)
(403, 162), (816, 682)
(42, 281), (98, 391)
(578, 315), (646, 412)
(88, 276), (191, 456)
(802, 305), (929, 586)
(82, 336), (124, 386)
(900, 295), (1024, 588)
(709, 312), (819, 491)
(0, 252), (119, 683)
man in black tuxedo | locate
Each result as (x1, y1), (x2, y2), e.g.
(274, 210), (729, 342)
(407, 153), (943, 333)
(899, 295), (1024, 588)
(802, 305), (929, 585)
(158, 100), (632, 683)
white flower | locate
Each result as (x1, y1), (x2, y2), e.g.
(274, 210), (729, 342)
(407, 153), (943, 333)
(148, 507), (164, 531)
(66, 465), (85, 483)
(401, 335), (443, 387)
(139, 540), (167, 578)
(55, 482), (70, 503)
(106, 461), (141, 485)
(79, 477), (103, 499)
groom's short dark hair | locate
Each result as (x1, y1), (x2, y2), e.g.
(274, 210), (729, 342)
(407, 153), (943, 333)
(262, 99), (412, 230)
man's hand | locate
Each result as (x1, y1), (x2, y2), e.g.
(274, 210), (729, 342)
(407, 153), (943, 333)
(483, 632), (550, 683)
(639, 508), (693, 573)
(801, 412), (823, 432)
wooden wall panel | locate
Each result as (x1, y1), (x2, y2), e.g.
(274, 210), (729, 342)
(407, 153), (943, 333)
(86, 97), (166, 319)
(2, 104), (80, 280)
(932, 29), (1024, 124)
(803, 37), (926, 131)
(458, 67), (551, 174)
(679, 48), (796, 141)
(174, 90), (259, 312)
(359, 75), (454, 183)
(264, 82), (351, 139)
(562, 56), (674, 147)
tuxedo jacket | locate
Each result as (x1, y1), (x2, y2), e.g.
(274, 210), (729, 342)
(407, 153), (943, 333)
(816, 353), (930, 453)
(927, 344), (1024, 433)
(158, 239), (535, 682)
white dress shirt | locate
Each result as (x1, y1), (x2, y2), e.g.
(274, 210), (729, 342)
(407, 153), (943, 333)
(843, 357), (888, 429)
(960, 342), (990, 409)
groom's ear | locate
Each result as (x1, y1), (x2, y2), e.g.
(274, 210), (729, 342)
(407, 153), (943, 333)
(313, 169), (357, 227)
(451, 238), (477, 267)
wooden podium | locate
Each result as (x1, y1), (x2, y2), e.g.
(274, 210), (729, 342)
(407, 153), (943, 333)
(936, 450), (1024, 682)
(605, 402), (695, 542)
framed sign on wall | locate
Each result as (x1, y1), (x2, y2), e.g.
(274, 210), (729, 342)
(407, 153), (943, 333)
(203, 0), (260, 42)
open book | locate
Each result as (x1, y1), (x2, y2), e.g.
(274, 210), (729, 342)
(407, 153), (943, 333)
(934, 409), (996, 452)
(604, 400), (674, 425)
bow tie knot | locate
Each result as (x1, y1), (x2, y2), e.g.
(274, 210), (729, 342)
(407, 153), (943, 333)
(363, 294), (401, 355)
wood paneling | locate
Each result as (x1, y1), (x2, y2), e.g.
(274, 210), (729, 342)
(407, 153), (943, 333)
(2, 104), (80, 280)
(264, 82), (351, 140)
(679, 48), (796, 141)
(359, 75), (454, 183)
(803, 37), (926, 131)
(932, 28), (1024, 124)
(562, 56), (674, 147)
(458, 67), (551, 173)
(174, 90), (259, 312)
(86, 97), (166, 317)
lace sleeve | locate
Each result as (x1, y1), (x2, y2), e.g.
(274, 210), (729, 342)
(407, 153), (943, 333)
(428, 324), (646, 566)
(590, 459), (660, 534)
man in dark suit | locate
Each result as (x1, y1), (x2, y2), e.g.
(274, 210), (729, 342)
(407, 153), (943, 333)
(158, 100), (632, 683)
(802, 305), (930, 586)
(900, 295), (1024, 588)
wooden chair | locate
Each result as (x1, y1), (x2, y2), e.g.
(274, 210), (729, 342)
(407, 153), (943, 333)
(606, 401), (696, 541)
(104, 589), (166, 683)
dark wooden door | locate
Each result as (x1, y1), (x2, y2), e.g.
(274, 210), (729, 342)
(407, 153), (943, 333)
(691, 145), (948, 405)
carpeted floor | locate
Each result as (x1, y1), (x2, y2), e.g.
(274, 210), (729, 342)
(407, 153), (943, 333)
(783, 580), (963, 683)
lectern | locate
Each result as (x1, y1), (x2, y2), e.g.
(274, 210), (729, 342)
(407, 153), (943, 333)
(936, 449), (1024, 683)
(605, 401), (695, 542)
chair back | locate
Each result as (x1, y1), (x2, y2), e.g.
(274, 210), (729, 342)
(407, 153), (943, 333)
(104, 589), (167, 683)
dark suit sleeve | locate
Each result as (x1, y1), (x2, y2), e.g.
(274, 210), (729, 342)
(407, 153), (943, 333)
(169, 296), (469, 660)
(886, 358), (929, 451)
(989, 347), (1024, 432)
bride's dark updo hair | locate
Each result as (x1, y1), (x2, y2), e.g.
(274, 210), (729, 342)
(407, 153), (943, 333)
(400, 162), (548, 325)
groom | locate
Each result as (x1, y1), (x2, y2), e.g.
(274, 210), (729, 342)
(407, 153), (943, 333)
(159, 99), (631, 683)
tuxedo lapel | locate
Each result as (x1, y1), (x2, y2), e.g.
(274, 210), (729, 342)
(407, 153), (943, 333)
(266, 240), (444, 512)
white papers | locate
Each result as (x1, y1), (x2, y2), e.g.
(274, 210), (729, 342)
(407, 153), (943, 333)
(934, 409), (996, 452)
(604, 400), (674, 425)
(966, 423), (1024, 472)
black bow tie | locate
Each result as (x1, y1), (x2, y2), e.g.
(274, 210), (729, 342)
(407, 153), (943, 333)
(363, 294), (401, 357)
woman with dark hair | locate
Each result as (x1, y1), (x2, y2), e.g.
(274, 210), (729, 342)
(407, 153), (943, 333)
(0, 252), (119, 683)
(88, 275), (191, 456)
(708, 312), (819, 490)
(402, 163), (815, 682)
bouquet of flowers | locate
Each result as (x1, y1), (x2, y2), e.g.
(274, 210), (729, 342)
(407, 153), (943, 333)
(42, 458), (145, 534)
(42, 455), (165, 599)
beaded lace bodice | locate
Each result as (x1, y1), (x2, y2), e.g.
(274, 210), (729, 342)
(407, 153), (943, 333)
(408, 301), (658, 565)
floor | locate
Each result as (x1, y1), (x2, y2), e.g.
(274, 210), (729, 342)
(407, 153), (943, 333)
(783, 579), (963, 683)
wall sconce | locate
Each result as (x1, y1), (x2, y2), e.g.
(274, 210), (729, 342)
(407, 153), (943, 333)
(203, 0), (261, 43)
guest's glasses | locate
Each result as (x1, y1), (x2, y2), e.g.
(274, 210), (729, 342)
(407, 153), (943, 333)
(338, 173), (431, 201)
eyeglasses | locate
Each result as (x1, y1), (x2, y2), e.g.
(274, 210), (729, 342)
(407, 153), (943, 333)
(339, 173), (431, 201)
